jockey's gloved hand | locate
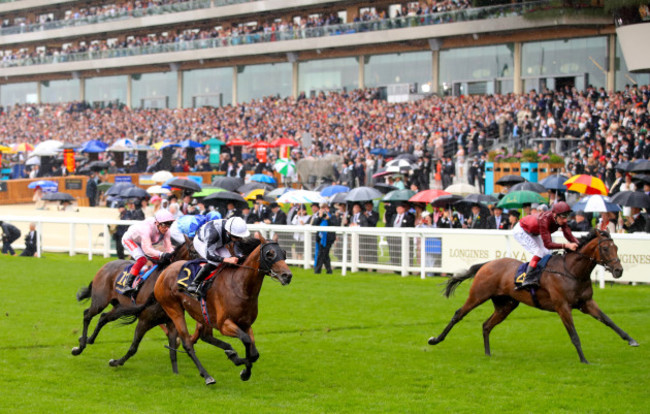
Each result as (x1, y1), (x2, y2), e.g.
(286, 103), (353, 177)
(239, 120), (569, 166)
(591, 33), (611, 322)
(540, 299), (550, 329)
(159, 252), (172, 265)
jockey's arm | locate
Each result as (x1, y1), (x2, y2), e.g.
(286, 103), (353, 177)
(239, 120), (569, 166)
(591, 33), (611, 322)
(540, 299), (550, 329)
(560, 225), (579, 245)
(539, 220), (565, 250)
(161, 232), (174, 254)
(140, 234), (164, 260)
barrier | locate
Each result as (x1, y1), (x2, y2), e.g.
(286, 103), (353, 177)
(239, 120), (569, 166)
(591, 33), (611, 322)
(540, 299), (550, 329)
(2, 214), (649, 286)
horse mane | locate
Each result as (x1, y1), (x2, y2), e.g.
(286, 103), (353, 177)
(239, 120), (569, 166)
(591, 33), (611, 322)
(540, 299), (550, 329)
(577, 229), (609, 250)
(236, 237), (262, 256)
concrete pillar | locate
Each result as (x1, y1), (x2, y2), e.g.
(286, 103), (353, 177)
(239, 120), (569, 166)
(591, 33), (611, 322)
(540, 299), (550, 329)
(513, 42), (522, 95)
(292, 61), (299, 98)
(177, 70), (183, 108)
(36, 81), (41, 104)
(431, 50), (439, 94)
(358, 55), (365, 90)
(126, 74), (132, 108)
(232, 66), (238, 105)
(79, 78), (85, 101)
(607, 34), (616, 92)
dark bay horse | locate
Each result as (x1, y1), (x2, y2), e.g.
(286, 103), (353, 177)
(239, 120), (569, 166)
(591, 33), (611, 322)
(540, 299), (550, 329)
(429, 229), (638, 364)
(152, 236), (292, 385)
(72, 236), (198, 372)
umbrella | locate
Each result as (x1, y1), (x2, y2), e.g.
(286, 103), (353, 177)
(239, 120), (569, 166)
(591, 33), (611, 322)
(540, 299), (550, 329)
(631, 160), (650, 173)
(226, 139), (251, 146)
(79, 140), (107, 153)
(152, 140), (180, 150)
(454, 199), (491, 217)
(177, 139), (204, 149)
(244, 188), (269, 201)
(108, 138), (136, 152)
(320, 185), (350, 197)
(463, 193), (499, 205)
(12, 143), (35, 152)
(496, 175), (526, 186)
(277, 190), (325, 204)
(395, 153), (418, 163)
(32, 140), (63, 156)
(192, 187), (226, 198)
(385, 159), (415, 173)
(146, 185), (171, 195)
(497, 190), (547, 209)
(86, 160), (110, 171)
(610, 191), (650, 209)
(165, 177), (202, 193)
(28, 180), (58, 190)
(251, 140), (273, 149)
(345, 186), (383, 202)
(203, 190), (247, 204)
(237, 182), (274, 193)
(431, 194), (463, 208)
(42, 192), (75, 202)
(633, 174), (650, 185)
(212, 176), (244, 192)
(372, 168), (390, 179)
(444, 183), (479, 196)
(0, 144), (12, 152)
(270, 137), (299, 147)
(370, 148), (387, 156)
(25, 156), (41, 166)
(564, 175), (608, 196)
(572, 195), (621, 213)
(409, 189), (450, 203)
(268, 187), (294, 198)
(106, 182), (135, 196)
(250, 174), (277, 185)
(203, 138), (226, 147)
(119, 187), (150, 199)
(97, 182), (113, 192)
(330, 192), (349, 204)
(151, 170), (174, 183)
(274, 159), (296, 177)
(382, 189), (417, 202)
(539, 174), (569, 191)
(509, 181), (547, 194)
(373, 183), (397, 194)
(615, 161), (633, 172)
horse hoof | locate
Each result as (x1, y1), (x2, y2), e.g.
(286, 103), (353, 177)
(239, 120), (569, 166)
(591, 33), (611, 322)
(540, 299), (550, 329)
(428, 337), (439, 345)
(87, 338), (95, 345)
(629, 339), (639, 347)
(240, 369), (251, 381)
(204, 376), (216, 386)
(108, 359), (120, 367)
(71, 347), (82, 356)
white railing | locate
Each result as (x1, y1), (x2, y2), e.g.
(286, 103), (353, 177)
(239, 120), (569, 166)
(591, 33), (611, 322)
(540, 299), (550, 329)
(2, 214), (650, 286)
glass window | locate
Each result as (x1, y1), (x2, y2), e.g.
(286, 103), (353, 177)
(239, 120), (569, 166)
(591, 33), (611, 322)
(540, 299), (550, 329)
(0, 82), (38, 106)
(237, 62), (291, 103)
(615, 37), (650, 91)
(365, 51), (432, 92)
(298, 57), (358, 96)
(132, 71), (178, 109)
(182, 67), (232, 108)
(41, 79), (80, 103)
(522, 37), (608, 90)
(85, 75), (128, 106)
(440, 44), (514, 94)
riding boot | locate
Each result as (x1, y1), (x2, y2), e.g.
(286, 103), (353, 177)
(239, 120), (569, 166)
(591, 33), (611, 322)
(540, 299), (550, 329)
(187, 263), (217, 297)
(518, 264), (540, 290)
(121, 273), (138, 296)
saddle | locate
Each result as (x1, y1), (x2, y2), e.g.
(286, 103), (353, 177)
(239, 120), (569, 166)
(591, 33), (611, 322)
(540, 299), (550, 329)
(115, 263), (158, 298)
(176, 259), (222, 291)
(514, 254), (553, 289)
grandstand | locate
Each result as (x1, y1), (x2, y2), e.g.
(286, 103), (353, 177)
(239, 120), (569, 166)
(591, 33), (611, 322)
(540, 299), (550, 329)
(0, 0), (648, 109)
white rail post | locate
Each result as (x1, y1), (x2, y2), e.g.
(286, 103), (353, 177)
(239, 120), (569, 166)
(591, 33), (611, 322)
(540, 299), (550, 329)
(87, 224), (93, 260)
(36, 220), (42, 258)
(103, 224), (110, 258)
(401, 232), (409, 277)
(69, 223), (76, 256)
(351, 230), (358, 273)
(420, 231), (426, 279)
(341, 229), (348, 276)
(304, 229), (311, 269)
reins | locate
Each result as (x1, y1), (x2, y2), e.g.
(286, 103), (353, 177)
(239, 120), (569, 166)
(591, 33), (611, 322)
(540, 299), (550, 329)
(226, 242), (285, 279)
(546, 232), (620, 280)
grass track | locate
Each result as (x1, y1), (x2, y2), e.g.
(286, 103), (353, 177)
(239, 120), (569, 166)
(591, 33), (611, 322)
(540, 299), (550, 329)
(0, 253), (648, 413)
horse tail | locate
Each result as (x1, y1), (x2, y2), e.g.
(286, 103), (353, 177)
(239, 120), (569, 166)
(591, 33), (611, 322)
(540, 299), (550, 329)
(76, 282), (93, 302)
(444, 262), (488, 298)
(117, 293), (158, 325)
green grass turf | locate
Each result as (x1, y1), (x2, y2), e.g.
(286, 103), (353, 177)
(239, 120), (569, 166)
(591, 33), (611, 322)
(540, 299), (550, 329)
(0, 253), (648, 413)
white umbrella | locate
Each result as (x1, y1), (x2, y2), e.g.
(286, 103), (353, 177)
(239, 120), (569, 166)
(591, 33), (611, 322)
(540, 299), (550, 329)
(108, 138), (137, 152)
(385, 159), (415, 173)
(25, 156), (41, 166)
(444, 183), (480, 196)
(146, 185), (171, 195)
(151, 170), (174, 183)
(31, 140), (63, 156)
(572, 195), (621, 213)
(277, 190), (325, 204)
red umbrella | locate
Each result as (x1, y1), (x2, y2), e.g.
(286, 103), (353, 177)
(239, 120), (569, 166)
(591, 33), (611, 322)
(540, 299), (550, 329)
(409, 189), (451, 203)
(271, 137), (300, 147)
(251, 140), (272, 148)
(226, 138), (251, 146)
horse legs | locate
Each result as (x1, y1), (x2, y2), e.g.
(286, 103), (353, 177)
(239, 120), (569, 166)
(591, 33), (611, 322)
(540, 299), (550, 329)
(108, 307), (162, 368)
(482, 298), (519, 357)
(71, 301), (109, 356)
(428, 291), (490, 346)
(198, 326), (246, 366)
(580, 300), (638, 347)
(556, 304), (589, 364)
(87, 306), (123, 345)
(220, 319), (257, 381)
(165, 322), (180, 374)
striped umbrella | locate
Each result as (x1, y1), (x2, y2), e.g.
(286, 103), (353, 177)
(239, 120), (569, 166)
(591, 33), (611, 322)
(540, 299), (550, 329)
(13, 143), (35, 152)
(572, 195), (621, 213)
(563, 174), (608, 196)
(274, 159), (296, 176)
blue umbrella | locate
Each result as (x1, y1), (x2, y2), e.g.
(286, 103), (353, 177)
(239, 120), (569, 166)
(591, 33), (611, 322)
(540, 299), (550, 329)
(250, 174), (277, 185)
(79, 140), (108, 153)
(572, 195), (621, 213)
(539, 174), (569, 191)
(178, 139), (204, 149)
(320, 185), (350, 197)
(28, 180), (58, 190)
(370, 148), (387, 156)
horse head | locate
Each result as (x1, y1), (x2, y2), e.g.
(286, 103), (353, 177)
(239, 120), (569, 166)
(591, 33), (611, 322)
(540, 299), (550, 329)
(259, 242), (292, 286)
(579, 229), (623, 278)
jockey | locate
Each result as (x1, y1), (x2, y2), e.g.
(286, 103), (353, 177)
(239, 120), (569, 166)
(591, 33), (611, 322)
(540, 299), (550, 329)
(187, 216), (250, 297)
(513, 201), (579, 290)
(120, 209), (175, 295)
(169, 214), (207, 246)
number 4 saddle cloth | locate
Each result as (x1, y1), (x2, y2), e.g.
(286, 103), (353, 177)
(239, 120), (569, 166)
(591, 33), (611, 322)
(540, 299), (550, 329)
(514, 254), (553, 288)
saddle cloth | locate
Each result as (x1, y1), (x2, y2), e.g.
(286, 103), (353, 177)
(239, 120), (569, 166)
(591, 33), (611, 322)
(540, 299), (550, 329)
(177, 259), (223, 289)
(514, 254), (552, 288)
(115, 263), (158, 296)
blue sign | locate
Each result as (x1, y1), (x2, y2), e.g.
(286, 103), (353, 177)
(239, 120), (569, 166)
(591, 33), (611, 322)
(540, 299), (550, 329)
(115, 175), (132, 184)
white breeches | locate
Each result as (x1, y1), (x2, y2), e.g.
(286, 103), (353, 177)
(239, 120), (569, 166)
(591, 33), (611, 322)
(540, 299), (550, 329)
(513, 223), (551, 258)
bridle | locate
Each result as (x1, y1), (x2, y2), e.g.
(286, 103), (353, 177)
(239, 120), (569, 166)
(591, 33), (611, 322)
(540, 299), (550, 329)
(228, 242), (287, 278)
(572, 231), (621, 274)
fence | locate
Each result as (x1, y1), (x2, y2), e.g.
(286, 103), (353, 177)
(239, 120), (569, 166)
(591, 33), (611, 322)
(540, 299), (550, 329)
(3, 214), (650, 287)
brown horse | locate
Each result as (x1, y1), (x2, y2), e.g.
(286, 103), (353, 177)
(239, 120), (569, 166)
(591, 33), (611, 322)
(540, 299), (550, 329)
(72, 236), (198, 373)
(152, 236), (292, 385)
(428, 229), (638, 364)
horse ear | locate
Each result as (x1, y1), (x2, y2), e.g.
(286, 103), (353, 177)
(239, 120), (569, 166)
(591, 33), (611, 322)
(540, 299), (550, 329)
(254, 231), (266, 243)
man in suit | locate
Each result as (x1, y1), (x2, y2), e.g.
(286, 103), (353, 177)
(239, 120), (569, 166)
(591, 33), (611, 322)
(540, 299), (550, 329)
(623, 207), (647, 233)
(569, 211), (592, 232)
(362, 201), (380, 265)
(467, 204), (487, 229)
(487, 205), (507, 230)
(252, 195), (269, 221)
(313, 202), (339, 274)
(224, 201), (240, 219)
(241, 204), (259, 224)
(0, 220), (21, 256)
(20, 222), (38, 257)
(266, 203), (287, 225)
(113, 202), (131, 259)
(86, 171), (99, 207)
(387, 202), (415, 268)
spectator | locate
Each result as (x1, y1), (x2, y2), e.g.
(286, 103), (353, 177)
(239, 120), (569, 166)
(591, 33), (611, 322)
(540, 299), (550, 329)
(20, 222), (38, 257)
(313, 202), (339, 274)
(127, 199), (145, 221)
(0, 220), (21, 255)
(291, 206), (310, 260)
(597, 211), (617, 234)
(386, 201), (415, 268)
(241, 204), (258, 224)
(112, 202), (130, 260)
(86, 171), (99, 207)
(569, 211), (592, 232)
(623, 207), (647, 233)
(507, 210), (520, 230)
(487, 205), (507, 230)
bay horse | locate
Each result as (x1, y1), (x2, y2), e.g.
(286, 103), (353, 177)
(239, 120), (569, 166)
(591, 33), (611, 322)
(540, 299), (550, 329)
(428, 229), (638, 364)
(151, 236), (292, 385)
(71, 236), (199, 373)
